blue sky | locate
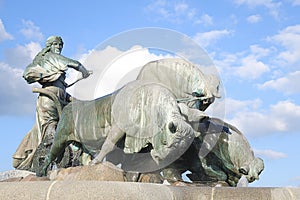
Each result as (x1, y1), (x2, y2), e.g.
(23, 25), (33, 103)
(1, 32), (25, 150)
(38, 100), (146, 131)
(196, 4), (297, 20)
(0, 0), (300, 187)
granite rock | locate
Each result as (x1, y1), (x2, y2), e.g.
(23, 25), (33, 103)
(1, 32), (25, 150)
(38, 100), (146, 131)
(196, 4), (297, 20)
(49, 162), (125, 181)
(0, 169), (35, 182)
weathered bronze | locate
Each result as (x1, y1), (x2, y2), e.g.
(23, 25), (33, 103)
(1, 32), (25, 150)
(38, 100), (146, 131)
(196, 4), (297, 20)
(162, 118), (264, 186)
(14, 54), (264, 186)
(13, 36), (91, 172)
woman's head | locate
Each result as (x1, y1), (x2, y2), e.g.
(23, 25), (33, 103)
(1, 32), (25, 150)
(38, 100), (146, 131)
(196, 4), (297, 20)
(46, 36), (64, 54)
(33, 36), (64, 64)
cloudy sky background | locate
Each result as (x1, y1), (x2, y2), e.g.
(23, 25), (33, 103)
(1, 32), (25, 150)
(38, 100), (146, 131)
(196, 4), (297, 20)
(1, 0), (300, 187)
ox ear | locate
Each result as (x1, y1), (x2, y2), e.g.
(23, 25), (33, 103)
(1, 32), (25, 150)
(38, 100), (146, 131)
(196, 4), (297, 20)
(239, 166), (249, 175)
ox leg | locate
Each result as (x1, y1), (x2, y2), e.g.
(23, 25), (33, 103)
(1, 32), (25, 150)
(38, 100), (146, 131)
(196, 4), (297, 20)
(39, 122), (71, 176)
(91, 125), (124, 165)
(178, 103), (208, 122)
(178, 103), (208, 137)
(200, 157), (227, 182)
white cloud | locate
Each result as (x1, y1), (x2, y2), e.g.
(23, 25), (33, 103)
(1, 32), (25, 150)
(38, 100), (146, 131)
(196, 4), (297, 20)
(68, 45), (174, 100)
(4, 42), (41, 68)
(259, 71), (300, 95)
(174, 2), (188, 14)
(225, 98), (262, 117)
(194, 14), (213, 26)
(269, 25), (300, 65)
(228, 109), (274, 136)
(66, 45), (125, 100)
(234, 55), (270, 79)
(247, 14), (261, 23)
(145, 0), (212, 25)
(234, 0), (276, 7)
(233, 0), (281, 18)
(193, 29), (232, 48)
(20, 20), (43, 41)
(270, 101), (300, 131)
(207, 97), (262, 121)
(226, 99), (300, 137)
(254, 149), (287, 160)
(94, 46), (172, 97)
(0, 19), (13, 42)
(0, 63), (36, 116)
(249, 45), (271, 57)
(0, 41), (48, 115)
(145, 0), (189, 23)
(215, 45), (271, 80)
(291, 0), (300, 6)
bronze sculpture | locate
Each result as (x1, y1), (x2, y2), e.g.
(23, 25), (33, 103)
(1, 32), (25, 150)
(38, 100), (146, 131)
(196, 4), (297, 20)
(13, 51), (264, 186)
(13, 36), (91, 171)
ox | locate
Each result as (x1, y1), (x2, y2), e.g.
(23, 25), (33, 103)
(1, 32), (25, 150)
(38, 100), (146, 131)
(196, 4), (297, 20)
(163, 117), (264, 186)
(40, 81), (198, 175)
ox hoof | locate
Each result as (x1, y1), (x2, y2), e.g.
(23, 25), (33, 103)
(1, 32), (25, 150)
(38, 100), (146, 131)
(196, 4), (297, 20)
(125, 171), (140, 182)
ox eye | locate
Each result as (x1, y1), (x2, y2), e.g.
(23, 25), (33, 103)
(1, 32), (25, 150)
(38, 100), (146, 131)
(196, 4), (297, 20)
(192, 92), (203, 97)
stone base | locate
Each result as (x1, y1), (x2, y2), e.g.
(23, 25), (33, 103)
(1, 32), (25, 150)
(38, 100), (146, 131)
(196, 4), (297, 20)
(0, 181), (299, 200)
(1, 166), (299, 199)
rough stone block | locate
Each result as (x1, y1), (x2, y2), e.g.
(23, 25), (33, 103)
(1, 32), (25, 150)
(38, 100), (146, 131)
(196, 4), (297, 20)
(49, 162), (125, 181)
